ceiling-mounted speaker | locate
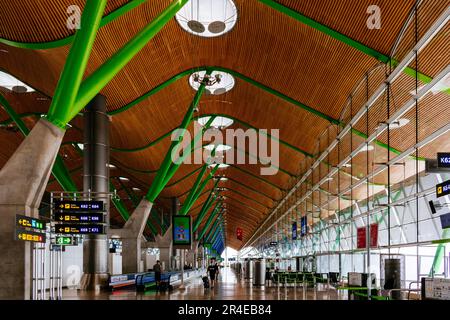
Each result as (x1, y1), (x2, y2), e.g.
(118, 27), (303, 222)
(12, 85), (28, 93)
(187, 20), (205, 33)
(429, 200), (438, 214)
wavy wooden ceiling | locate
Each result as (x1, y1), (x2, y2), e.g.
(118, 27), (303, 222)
(0, 0), (449, 250)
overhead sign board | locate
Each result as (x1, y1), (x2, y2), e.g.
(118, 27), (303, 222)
(236, 227), (243, 241)
(16, 214), (46, 230)
(357, 224), (379, 249)
(172, 215), (192, 249)
(292, 222), (297, 240)
(54, 224), (105, 235)
(54, 212), (104, 223)
(300, 216), (307, 237)
(437, 153), (450, 168)
(440, 212), (450, 230)
(437, 180), (450, 198)
(55, 236), (78, 246)
(15, 228), (46, 243)
(53, 200), (104, 212)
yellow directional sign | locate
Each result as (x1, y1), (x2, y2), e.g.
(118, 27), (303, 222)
(15, 228), (46, 243)
(15, 214), (46, 230)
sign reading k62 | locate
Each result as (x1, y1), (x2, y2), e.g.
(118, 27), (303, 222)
(438, 153), (450, 168)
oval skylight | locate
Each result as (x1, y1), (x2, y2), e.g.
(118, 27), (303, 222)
(176, 0), (238, 38)
(0, 71), (35, 93)
(197, 116), (234, 128)
(189, 70), (235, 95)
(209, 163), (230, 168)
(204, 144), (232, 152)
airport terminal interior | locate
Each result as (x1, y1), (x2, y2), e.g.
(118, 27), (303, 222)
(0, 0), (449, 302)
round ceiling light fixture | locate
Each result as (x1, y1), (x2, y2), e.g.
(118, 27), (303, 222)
(176, 0), (238, 38)
(198, 116), (234, 129)
(189, 70), (235, 95)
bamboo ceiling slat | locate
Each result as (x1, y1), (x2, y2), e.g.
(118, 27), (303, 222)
(278, 0), (416, 55)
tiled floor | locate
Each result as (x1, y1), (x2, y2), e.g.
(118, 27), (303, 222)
(64, 268), (347, 300)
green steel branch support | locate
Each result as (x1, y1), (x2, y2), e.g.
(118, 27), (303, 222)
(46, 0), (107, 128)
(194, 199), (220, 233)
(72, 0), (189, 119)
(146, 72), (212, 202)
(206, 218), (221, 243)
(179, 165), (209, 215)
(118, 178), (141, 207)
(0, 92), (78, 192)
(181, 165), (220, 215)
(110, 182), (158, 235)
(155, 115), (216, 197)
(198, 205), (222, 240)
(193, 180), (221, 232)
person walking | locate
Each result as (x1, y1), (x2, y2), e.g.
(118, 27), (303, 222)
(207, 258), (219, 288)
(153, 260), (162, 289)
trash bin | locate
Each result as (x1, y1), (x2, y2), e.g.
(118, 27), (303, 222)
(245, 260), (253, 279)
(253, 259), (266, 286)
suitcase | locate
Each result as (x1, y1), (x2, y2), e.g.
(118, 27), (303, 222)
(159, 281), (169, 292)
(202, 276), (210, 289)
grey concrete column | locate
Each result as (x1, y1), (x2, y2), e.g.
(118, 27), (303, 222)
(109, 199), (153, 274)
(80, 94), (110, 290)
(0, 119), (64, 299)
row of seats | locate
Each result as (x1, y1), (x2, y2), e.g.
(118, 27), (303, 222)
(269, 272), (340, 286)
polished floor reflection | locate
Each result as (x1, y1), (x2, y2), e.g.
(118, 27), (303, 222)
(65, 268), (347, 300)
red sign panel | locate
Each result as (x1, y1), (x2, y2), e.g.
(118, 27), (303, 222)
(357, 223), (378, 249)
(236, 227), (243, 241)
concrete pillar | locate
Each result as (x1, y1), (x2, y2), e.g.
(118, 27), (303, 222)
(109, 199), (153, 274)
(155, 225), (173, 271)
(80, 95), (110, 290)
(0, 119), (64, 299)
